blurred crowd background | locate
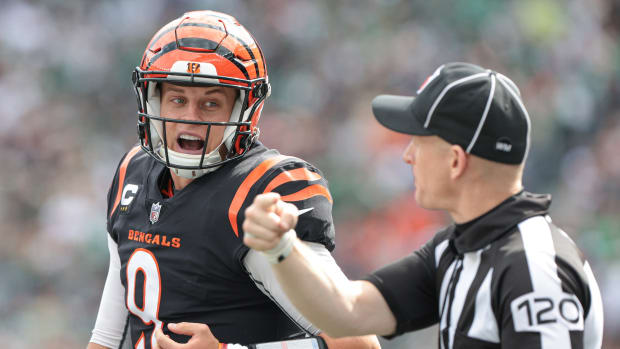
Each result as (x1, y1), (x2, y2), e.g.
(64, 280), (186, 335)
(0, 0), (619, 348)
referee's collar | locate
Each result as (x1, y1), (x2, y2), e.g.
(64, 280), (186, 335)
(448, 190), (551, 254)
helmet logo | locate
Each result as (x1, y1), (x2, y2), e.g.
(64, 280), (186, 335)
(186, 62), (201, 74)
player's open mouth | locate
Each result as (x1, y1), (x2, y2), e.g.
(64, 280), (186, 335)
(177, 134), (206, 154)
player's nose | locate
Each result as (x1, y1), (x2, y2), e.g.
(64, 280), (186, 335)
(188, 102), (204, 121)
(178, 101), (203, 122)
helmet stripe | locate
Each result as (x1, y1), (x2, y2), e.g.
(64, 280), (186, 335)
(247, 31), (267, 77)
(147, 22), (260, 79)
(146, 38), (250, 80)
(181, 22), (260, 78)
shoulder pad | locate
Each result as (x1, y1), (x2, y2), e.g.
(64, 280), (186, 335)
(228, 155), (335, 250)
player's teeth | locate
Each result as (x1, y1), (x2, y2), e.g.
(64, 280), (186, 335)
(179, 135), (202, 141)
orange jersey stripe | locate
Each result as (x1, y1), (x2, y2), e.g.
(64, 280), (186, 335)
(280, 184), (333, 204)
(263, 168), (322, 194)
(109, 146), (142, 218)
(228, 155), (293, 237)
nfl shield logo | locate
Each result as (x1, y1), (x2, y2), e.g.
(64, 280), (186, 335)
(150, 202), (162, 224)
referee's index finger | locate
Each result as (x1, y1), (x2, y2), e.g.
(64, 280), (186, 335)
(254, 192), (281, 209)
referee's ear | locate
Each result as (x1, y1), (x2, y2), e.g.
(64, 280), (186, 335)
(449, 144), (469, 180)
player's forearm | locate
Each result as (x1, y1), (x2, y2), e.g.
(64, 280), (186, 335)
(87, 342), (110, 349)
(272, 238), (371, 337)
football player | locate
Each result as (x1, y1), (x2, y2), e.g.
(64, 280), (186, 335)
(87, 10), (380, 349)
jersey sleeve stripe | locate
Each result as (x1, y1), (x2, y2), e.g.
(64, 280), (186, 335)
(228, 154), (294, 237)
(280, 184), (333, 204)
(109, 146), (142, 218)
(263, 168), (323, 193)
(583, 261), (604, 349)
(517, 215), (572, 348)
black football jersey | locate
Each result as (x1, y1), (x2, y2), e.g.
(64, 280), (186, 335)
(106, 142), (335, 348)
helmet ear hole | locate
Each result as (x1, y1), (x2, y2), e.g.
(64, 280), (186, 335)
(234, 125), (249, 154)
(251, 83), (265, 99)
(132, 70), (139, 86)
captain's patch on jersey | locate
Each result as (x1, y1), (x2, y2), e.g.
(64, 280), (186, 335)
(510, 291), (584, 332)
(119, 183), (140, 214)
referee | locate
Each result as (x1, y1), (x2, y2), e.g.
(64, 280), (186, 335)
(243, 62), (604, 349)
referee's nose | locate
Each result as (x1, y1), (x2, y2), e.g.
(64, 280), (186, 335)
(402, 137), (415, 165)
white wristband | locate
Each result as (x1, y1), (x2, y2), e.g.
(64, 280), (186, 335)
(261, 229), (296, 264)
(225, 344), (249, 349)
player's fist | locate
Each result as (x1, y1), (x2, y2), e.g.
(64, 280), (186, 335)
(154, 322), (219, 349)
(243, 192), (299, 251)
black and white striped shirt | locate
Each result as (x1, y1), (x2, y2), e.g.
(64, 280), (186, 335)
(365, 191), (604, 349)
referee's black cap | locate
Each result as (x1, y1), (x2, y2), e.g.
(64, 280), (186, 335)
(372, 62), (531, 164)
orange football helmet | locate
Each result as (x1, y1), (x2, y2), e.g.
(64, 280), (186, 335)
(132, 10), (270, 178)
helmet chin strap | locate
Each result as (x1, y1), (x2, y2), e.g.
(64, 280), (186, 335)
(145, 82), (246, 179)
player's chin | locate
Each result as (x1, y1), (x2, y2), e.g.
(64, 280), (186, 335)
(175, 148), (209, 156)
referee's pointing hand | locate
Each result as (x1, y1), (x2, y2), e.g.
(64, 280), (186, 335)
(243, 192), (299, 251)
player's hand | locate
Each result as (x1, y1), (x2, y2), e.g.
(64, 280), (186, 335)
(243, 192), (299, 251)
(154, 322), (219, 349)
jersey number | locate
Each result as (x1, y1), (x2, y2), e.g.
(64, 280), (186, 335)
(127, 248), (163, 349)
(511, 292), (584, 332)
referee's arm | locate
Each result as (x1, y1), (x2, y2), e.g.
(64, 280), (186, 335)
(275, 237), (397, 337)
(243, 193), (397, 337)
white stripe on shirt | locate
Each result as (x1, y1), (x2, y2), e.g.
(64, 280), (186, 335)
(582, 261), (604, 349)
(468, 268), (500, 343)
(518, 216), (571, 349)
(448, 250), (483, 349)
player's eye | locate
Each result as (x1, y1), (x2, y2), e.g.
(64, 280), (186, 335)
(171, 97), (185, 104)
(204, 101), (218, 108)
